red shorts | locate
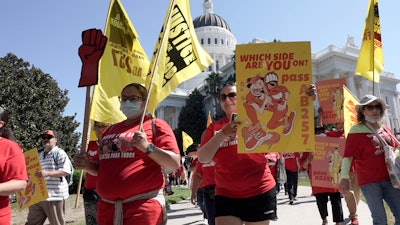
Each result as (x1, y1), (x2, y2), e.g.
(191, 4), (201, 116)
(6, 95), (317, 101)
(97, 198), (163, 225)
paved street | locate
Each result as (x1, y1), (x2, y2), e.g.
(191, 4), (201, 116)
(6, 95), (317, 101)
(167, 185), (372, 225)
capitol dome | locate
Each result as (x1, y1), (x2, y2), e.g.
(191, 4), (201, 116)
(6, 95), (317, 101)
(193, 11), (231, 31)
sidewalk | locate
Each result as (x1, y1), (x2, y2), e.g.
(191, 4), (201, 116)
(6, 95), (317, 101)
(167, 185), (372, 225)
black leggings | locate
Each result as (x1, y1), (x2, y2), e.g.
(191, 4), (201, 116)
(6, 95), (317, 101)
(315, 192), (344, 223)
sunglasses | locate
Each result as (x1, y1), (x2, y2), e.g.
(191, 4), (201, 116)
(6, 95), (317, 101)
(364, 104), (382, 111)
(219, 92), (237, 101)
(41, 135), (54, 140)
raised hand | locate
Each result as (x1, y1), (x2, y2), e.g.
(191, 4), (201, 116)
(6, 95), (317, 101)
(78, 28), (107, 87)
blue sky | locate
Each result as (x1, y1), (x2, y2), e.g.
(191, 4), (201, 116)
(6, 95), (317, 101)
(1, 0), (399, 134)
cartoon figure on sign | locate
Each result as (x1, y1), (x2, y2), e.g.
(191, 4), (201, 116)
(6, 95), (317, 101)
(242, 75), (279, 151)
(327, 148), (342, 186)
(17, 173), (36, 208)
(331, 87), (344, 121)
(263, 72), (296, 136)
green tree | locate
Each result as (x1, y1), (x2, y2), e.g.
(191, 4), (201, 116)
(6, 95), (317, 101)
(175, 89), (206, 155)
(0, 53), (80, 155)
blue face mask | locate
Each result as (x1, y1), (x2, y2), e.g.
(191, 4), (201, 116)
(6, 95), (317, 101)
(120, 100), (142, 119)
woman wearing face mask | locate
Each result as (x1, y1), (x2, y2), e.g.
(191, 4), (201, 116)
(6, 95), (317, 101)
(339, 95), (400, 225)
(74, 83), (180, 225)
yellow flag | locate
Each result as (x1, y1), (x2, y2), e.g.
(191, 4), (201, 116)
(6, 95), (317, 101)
(145, 0), (213, 115)
(182, 131), (193, 152)
(90, 0), (150, 124)
(355, 0), (383, 83)
(207, 111), (212, 128)
(343, 86), (359, 137)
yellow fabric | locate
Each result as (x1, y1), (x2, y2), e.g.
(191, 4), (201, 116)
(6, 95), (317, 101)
(182, 131), (193, 152)
(206, 111), (212, 128)
(145, 0), (213, 115)
(90, 0), (150, 125)
(355, 0), (383, 83)
(343, 86), (359, 137)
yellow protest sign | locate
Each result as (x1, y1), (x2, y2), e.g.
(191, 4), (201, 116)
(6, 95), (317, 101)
(16, 148), (48, 210)
(236, 41), (314, 153)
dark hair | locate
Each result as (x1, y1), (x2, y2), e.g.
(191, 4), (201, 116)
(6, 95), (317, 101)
(0, 107), (16, 141)
(122, 83), (148, 98)
(219, 81), (236, 94)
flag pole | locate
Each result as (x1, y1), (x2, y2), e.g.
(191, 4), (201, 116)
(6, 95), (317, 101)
(139, 0), (176, 131)
(75, 85), (93, 208)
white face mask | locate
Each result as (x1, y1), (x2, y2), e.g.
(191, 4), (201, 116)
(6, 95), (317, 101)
(120, 100), (142, 119)
(365, 115), (381, 123)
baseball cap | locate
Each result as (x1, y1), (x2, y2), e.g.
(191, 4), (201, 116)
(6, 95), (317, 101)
(41, 130), (57, 138)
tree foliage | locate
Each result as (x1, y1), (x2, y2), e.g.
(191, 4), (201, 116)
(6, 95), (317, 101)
(175, 89), (206, 154)
(0, 53), (80, 155)
(204, 72), (227, 120)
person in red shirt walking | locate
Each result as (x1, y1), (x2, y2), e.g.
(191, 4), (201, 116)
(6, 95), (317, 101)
(83, 121), (110, 225)
(282, 152), (300, 205)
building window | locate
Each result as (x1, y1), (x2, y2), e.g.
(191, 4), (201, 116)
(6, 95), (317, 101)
(208, 38), (211, 44)
(215, 38), (218, 44)
(201, 38), (204, 45)
(216, 60), (220, 71)
(221, 39), (224, 45)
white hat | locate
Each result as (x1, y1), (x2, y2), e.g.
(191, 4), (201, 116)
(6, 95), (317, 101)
(355, 95), (388, 112)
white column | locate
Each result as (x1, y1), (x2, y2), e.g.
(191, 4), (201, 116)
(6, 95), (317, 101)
(158, 105), (165, 120)
(346, 73), (356, 93)
(332, 69), (340, 79)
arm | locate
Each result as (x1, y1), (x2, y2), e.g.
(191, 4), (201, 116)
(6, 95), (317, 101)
(197, 131), (227, 163)
(339, 157), (352, 194)
(198, 120), (237, 163)
(0, 180), (27, 196)
(35, 169), (69, 178)
(73, 153), (99, 176)
(132, 120), (180, 171)
(190, 173), (202, 205)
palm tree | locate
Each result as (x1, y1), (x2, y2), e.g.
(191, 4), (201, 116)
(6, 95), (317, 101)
(204, 72), (225, 120)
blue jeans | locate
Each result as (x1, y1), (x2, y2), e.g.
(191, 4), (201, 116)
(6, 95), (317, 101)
(360, 179), (400, 225)
(197, 188), (207, 219)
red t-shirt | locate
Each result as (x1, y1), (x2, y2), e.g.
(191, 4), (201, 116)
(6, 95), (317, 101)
(97, 116), (179, 200)
(0, 138), (28, 221)
(344, 124), (397, 186)
(265, 152), (280, 180)
(282, 152), (300, 172)
(84, 141), (99, 190)
(200, 117), (275, 198)
(195, 160), (216, 188)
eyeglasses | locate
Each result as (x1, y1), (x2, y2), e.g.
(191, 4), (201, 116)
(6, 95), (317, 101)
(219, 92), (237, 101)
(119, 95), (144, 102)
(41, 135), (53, 140)
(364, 104), (382, 111)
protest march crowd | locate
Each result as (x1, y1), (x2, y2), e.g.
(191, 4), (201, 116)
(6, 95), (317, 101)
(3, 0), (400, 225)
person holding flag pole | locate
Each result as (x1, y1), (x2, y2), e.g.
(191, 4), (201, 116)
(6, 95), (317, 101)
(74, 82), (181, 225)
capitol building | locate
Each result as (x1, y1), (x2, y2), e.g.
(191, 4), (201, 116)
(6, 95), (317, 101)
(154, 0), (400, 133)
